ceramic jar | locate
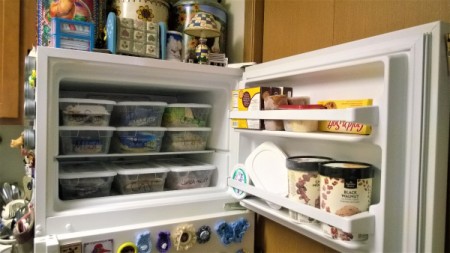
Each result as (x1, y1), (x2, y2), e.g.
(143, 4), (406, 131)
(170, 0), (227, 62)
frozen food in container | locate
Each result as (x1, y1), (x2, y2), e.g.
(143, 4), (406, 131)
(162, 103), (211, 127)
(59, 126), (115, 155)
(112, 127), (166, 153)
(59, 98), (115, 126)
(59, 162), (116, 200)
(278, 104), (326, 132)
(111, 101), (167, 126)
(157, 158), (216, 190)
(161, 127), (210, 152)
(111, 160), (169, 194)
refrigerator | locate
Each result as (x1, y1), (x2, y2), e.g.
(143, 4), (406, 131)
(30, 20), (449, 253)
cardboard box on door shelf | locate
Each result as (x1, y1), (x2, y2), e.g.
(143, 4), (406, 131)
(231, 86), (293, 129)
(317, 99), (373, 135)
(37, 0), (99, 47)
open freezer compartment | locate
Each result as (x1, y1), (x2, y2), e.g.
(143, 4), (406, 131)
(33, 46), (251, 246)
(227, 22), (449, 252)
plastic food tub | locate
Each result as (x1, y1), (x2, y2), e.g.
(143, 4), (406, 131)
(59, 162), (117, 200)
(111, 127), (166, 153)
(161, 127), (211, 152)
(59, 98), (116, 126)
(157, 158), (216, 190)
(111, 101), (167, 126)
(111, 160), (169, 194)
(59, 126), (115, 155)
(278, 104), (326, 132)
(161, 103), (211, 127)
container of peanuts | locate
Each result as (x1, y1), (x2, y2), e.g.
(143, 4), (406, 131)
(318, 161), (374, 241)
(286, 156), (333, 223)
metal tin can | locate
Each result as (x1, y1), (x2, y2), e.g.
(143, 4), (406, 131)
(286, 156), (333, 223)
(319, 161), (374, 241)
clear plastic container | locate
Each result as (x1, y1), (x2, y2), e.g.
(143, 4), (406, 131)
(161, 127), (210, 152)
(110, 160), (169, 194)
(59, 126), (115, 155)
(111, 127), (166, 153)
(157, 158), (216, 190)
(111, 101), (167, 126)
(59, 162), (116, 200)
(161, 103), (211, 127)
(59, 98), (116, 126)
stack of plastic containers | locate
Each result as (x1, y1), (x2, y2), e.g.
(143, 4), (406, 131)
(110, 100), (167, 153)
(59, 98), (116, 155)
(160, 103), (212, 152)
(58, 98), (118, 199)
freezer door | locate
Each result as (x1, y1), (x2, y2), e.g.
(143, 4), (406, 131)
(228, 21), (450, 253)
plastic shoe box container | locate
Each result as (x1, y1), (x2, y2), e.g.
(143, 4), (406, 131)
(59, 98), (116, 126)
(111, 101), (167, 126)
(110, 160), (169, 194)
(59, 162), (117, 200)
(162, 103), (211, 127)
(111, 127), (166, 153)
(59, 126), (115, 155)
(161, 127), (211, 152)
(157, 158), (216, 190)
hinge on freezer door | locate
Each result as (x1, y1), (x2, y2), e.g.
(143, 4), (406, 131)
(446, 34), (450, 73)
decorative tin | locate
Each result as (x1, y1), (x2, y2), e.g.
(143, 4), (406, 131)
(37, 0), (98, 46)
(112, 0), (169, 23)
(171, 0), (227, 62)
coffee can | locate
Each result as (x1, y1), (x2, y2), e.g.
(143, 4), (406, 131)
(286, 156), (333, 223)
(319, 161), (374, 241)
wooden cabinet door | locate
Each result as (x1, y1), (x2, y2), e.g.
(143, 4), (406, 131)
(0, 0), (20, 120)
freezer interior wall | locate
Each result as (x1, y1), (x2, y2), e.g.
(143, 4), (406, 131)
(36, 53), (243, 236)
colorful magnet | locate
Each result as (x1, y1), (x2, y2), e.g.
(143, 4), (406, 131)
(230, 164), (250, 200)
(215, 221), (234, 245)
(117, 242), (138, 253)
(173, 224), (196, 251)
(83, 239), (113, 253)
(231, 218), (250, 243)
(156, 231), (171, 253)
(196, 225), (211, 244)
(136, 232), (152, 253)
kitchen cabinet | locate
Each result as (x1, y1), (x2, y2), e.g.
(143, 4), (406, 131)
(0, 0), (36, 124)
(0, 0), (20, 121)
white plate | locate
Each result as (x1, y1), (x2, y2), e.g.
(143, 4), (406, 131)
(244, 142), (288, 209)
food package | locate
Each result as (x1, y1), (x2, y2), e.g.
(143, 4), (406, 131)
(317, 99), (372, 135)
(231, 86), (292, 129)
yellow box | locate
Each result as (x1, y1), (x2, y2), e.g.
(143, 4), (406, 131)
(317, 99), (373, 135)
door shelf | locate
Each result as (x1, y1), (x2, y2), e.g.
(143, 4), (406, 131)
(228, 178), (375, 250)
(229, 105), (378, 125)
(234, 129), (372, 142)
(56, 150), (214, 159)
